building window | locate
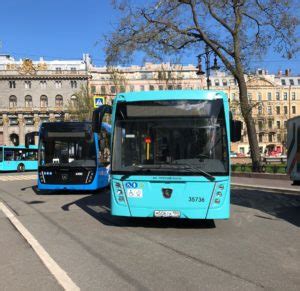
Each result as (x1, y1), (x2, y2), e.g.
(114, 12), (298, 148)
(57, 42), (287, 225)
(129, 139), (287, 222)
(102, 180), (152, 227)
(110, 86), (116, 94)
(177, 84), (182, 90)
(231, 93), (236, 101)
(277, 134), (281, 142)
(24, 81), (31, 89)
(130, 85), (135, 92)
(9, 95), (17, 108)
(292, 106), (296, 114)
(268, 133), (273, 142)
(101, 86), (106, 94)
(276, 106), (280, 115)
(71, 80), (77, 88)
(283, 92), (288, 100)
(277, 121), (280, 128)
(9, 80), (16, 88)
(267, 92), (272, 101)
(40, 95), (48, 108)
(55, 95), (63, 107)
(292, 92), (296, 100)
(120, 85), (126, 92)
(214, 79), (220, 86)
(267, 106), (272, 115)
(70, 67), (77, 72)
(268, 120), (273, 129)
(247, 93), (252, 101)
(258, 120), (263, 131)
(281, 79), (286, 85)
(284, 121), (287, 127)
(71, 95), (77, 107)
(222, 80), (228, 86)
(259, 134), (263, 143)
(289, 79), (294, 85)
(140, 85), (145, 91)
(25, 95), (32, 108)
(55, 81), (62, 89)
(40, 81), (47, 89)
(158, 85), (164, 90)
(55, 67), (62, 73)
(149, 85), (155, 91)
(257, 92), (262, 101)
(239, 147), (245, 154)
(276, 92), (280, 100)
(284, 106), (288, 115)
(298, 79), (300, 85)
(91, 86), (96, 93)
(258, 105), (263, 115)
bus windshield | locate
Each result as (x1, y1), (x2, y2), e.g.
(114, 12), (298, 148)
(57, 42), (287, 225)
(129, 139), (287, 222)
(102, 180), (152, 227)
(112, 100), (229, 175)
(39, 138), (97, 168)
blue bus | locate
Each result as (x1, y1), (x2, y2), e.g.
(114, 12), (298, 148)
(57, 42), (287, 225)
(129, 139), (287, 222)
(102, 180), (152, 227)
(28, 122), (111, 191)
(93, 90), (241, 219)
(0, 145), (38, 172)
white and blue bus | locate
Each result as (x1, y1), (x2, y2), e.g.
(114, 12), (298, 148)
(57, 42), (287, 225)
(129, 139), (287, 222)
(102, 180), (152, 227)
(93, 90), (241, 219)
(31, 122), (111, 191)
(0, 145), (38, 172)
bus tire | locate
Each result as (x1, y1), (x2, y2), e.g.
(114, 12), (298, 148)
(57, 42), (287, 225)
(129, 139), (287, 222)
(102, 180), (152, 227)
(17, 164), (25, 172)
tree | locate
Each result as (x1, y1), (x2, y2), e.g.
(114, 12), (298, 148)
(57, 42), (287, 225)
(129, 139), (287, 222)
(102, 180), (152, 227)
(68, 85), (94, 121)
(105, 0), (299, 171)
(155, 63), (184, 89)
(106, 66), (128, 95)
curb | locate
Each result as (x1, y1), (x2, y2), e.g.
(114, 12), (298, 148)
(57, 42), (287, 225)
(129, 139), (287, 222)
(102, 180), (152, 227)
(231, 183), (300, 196)
(232, 172), (289, 180)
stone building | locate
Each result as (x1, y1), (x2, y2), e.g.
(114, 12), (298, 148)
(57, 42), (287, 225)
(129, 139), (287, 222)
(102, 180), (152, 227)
(0, 54), (90, 145)
(89, 63), (300, 155)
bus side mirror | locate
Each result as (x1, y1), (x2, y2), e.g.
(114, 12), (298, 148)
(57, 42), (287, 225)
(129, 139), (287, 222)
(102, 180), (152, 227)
(25, 132), (39, 148)
(92, 105), (112, 133)
(231, 120), (242, 142)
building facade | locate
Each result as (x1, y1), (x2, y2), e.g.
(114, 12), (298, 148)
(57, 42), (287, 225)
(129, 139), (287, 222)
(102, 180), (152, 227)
(89, 63), (300, 155)
(0, 54), (90, 145)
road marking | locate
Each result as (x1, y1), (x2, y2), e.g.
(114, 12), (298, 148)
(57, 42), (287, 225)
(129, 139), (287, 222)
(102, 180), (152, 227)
(0, 202), (80, 291)
(0, 174), (36, 182)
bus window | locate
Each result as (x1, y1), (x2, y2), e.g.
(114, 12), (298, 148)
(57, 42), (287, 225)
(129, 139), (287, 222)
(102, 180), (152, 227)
(4, 150), (14, 161)
(0, 148), (2, 162)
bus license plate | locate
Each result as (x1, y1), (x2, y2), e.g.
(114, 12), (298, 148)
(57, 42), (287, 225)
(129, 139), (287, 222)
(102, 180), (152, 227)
(154, 211), (180, 218)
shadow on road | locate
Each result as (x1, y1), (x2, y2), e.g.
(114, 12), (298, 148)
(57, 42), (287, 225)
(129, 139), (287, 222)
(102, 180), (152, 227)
(61, 190), (216, 229)
(231, 189), (300, 227)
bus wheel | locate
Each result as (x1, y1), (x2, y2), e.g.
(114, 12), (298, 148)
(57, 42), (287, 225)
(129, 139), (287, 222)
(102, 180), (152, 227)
(17, 164), (25, 172)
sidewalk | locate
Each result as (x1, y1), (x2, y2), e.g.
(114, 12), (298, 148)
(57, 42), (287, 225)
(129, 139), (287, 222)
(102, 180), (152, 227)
(231, 176), (300, 195)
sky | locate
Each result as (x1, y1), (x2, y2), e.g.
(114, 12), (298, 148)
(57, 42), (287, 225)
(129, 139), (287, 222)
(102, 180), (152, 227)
(0, 0), (299, 74)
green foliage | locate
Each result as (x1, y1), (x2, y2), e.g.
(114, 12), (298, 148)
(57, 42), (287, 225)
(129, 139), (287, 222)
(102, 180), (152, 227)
(68, 85), (94, 121)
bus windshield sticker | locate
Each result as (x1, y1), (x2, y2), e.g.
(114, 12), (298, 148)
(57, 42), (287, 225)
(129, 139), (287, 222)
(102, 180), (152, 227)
(127, 189), (143, 198)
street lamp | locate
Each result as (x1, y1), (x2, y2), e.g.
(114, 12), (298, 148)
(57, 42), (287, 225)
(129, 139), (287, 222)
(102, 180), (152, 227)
(196, 45), (220, 90)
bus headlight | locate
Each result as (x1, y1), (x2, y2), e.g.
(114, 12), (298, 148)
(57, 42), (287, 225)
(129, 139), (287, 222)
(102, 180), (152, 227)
(209, 182), (227, 208)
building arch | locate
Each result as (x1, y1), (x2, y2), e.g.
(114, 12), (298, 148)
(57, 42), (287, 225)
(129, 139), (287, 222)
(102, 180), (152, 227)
(55, 95), (63, 107)
(9, 95), (17, 108)
(40, 95), (48, 108)
(10, 133), (19, 146)
(25, 95), (32, 108)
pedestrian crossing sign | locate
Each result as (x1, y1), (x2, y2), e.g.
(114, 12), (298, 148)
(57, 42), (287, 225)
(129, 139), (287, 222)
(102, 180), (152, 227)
(93, 96), (105, 108)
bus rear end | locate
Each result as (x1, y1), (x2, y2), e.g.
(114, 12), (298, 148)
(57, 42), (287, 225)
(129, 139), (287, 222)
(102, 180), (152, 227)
(94, 90), (241, 219)
(38, 122), (109, 191)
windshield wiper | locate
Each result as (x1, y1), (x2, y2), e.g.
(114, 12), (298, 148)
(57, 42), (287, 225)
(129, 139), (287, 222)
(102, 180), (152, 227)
(120, 165), (153, 181)
(180, 165), (215, 181)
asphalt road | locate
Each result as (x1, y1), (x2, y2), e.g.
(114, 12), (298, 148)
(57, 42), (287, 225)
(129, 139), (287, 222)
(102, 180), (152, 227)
(0, 172), (299, 290)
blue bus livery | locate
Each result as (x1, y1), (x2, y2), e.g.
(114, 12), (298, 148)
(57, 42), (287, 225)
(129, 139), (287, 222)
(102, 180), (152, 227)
(0, 145), (38, 172)
(33, 121), (111, 191)
(93, 90), (241, 219)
